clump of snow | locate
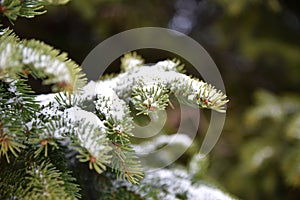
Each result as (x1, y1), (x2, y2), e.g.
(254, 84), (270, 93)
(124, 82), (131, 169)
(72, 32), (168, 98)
(190, 184), (234, 200)
(154, 60), (178, 71)
(65, 106), (109, 158)
(134, 133), (192, 155)
(35, 93), (109, 158)
(114, 65), (187, 98)
(21, 46), (71, 83)
(82, 80), (130, 121)
(66, 106), (105, 131)
(121, 52), (144, 71)
(123, 57), (144, 71)
(189, 153), (208, 176)
(79, 81), (98, 100)
(117, 168), (234, 200)
(35, 93), (58, 106)
(0, 43), (19, 69)
(95, 94), (128, 121)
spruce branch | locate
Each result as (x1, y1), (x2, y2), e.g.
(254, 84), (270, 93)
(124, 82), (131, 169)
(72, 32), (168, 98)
(1, 29), (229, 193)
(0, 146), (81, 199)
(111, 53), (228, 113)
(71, 52), (228, 184)
(0, 128), (26, 163)
(0, 0), (71, 22)
(0, 156), (25, 198)
(0, 79), (38, 162)
(0, 0), (45, 22)
(131, 82), (169, 115)
(22, 159), (80, 200)
(0, 28), (86, 91)
(110, 144), (144, 185)
(35, 94), (113, 174)
(80, 81), (144, 184)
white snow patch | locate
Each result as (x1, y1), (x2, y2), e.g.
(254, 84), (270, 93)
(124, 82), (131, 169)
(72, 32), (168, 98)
(154, 60), (177, 71)
(123, 57), (143, 71)
(35, 93), (58, 106)
(134, 133), (192, 155)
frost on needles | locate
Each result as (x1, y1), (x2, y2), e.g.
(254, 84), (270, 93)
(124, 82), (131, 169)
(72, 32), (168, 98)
(0, 28), (229, 199)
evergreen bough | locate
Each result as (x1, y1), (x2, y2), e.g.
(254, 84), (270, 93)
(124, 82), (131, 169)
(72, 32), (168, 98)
(0, 1), (232, 199)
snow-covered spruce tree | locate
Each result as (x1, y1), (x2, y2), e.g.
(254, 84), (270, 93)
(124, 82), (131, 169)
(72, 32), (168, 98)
(0, 1), (233, 199)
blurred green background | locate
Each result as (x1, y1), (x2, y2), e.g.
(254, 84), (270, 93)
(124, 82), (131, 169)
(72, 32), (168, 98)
(4, 0), (300, 199)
